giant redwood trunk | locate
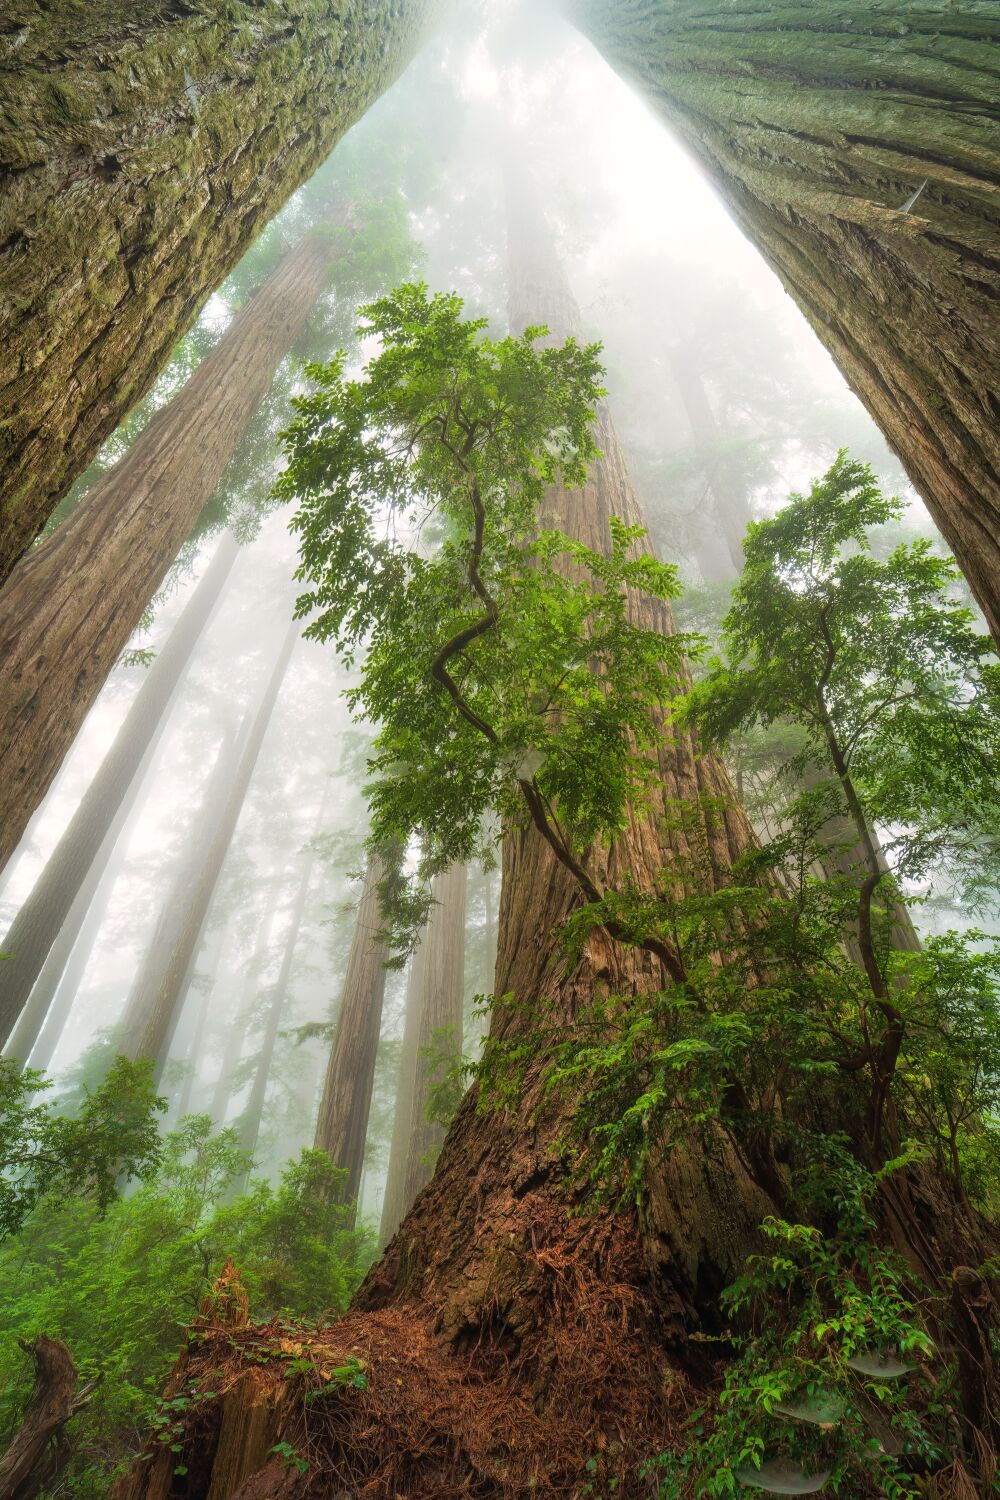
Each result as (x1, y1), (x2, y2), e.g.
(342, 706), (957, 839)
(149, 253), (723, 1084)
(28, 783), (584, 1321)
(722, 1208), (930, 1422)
(119, 620), (297, 1076)
(0, 0), (435, 579)
(111, 186), (780, 1500)
(313, 851), (392, 1208)
(0, 531), (238, 1041)
(0, 222), (328, 873)
(569, 1), (1000, 643)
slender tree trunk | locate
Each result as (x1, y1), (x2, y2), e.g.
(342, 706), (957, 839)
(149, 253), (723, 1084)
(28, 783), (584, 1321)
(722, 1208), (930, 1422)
(666, 345), (750, 576)
(313, 851), (392, 1208)
(0, 531), (238, 1038)
(0, 0), (435, 577)
(4, 728), (161, 1069)
(569, 1), (1000, 643)
(236, 791), (329, 1169)
(208, 908), (280, 1128)
(400, 863), (466, 1214)
(119, 619), (297, 1076)
(380, 942), (425, 1245)
(172, 919), (231, 1122)
(0, 211), (329, 871)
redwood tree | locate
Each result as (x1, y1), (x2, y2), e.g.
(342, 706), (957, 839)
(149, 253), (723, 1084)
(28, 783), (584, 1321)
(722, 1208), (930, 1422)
(119, 619), (297, 1076)
(569, 1), (1000, 642)
(0, 0), (435, 578)
(313, 851), (392, 1208)
(0, 530), (239, 1036)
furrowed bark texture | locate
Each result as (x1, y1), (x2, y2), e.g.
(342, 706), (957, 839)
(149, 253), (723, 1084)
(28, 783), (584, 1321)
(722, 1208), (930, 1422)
(313, 851), (391, 1207)
(0, 225), (326, 873)
(0, 0), (436, 577)
(119, 619), (297, 1075)
(570, 1), (1000, 641)
(0, 531), (238, 1043)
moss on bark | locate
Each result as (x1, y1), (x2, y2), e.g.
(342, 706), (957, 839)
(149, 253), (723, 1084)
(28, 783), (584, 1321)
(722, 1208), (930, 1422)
(0, 0), (436, 579)
(570, 0), (1000, 641)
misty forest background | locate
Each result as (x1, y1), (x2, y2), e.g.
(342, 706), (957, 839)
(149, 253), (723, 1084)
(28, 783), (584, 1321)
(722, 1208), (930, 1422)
(1, 5), (998, 1500)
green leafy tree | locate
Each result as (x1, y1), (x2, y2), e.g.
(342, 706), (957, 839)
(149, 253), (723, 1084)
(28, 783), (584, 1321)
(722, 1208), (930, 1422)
(0, 1057), (163, 1239)
(281, 283), (687, 950)
(0, 1118), (373, 1496)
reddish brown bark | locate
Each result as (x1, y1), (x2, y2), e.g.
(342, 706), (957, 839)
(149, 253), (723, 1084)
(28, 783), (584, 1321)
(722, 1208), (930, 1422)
(313, 851), (392, 1207)
(0, 234), (327, 878)
(0, 0), (435, 579)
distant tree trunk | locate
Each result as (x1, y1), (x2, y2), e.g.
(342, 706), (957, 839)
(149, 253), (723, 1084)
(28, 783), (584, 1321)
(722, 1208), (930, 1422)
(0, 531), (238, 1039)
(0, 211), (331, 870)
(665, 346), (750, 577)
(400, 863), (466, 1214)
(235, 791), (330, 1170)
(313, 851), (392, 1209)
(0, 0), (435, 578)
(119, 620), (297, 1075)
(5, 734), (160, 1070)
(172, 919), (231, 1121)
(569, 1), (1000, 643)
(379, 942), (425, 1246)
(208, 900), (282, 1127)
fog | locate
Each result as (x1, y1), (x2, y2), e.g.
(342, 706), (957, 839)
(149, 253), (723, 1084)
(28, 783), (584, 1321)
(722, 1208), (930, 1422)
(0, 4), (961, 1226)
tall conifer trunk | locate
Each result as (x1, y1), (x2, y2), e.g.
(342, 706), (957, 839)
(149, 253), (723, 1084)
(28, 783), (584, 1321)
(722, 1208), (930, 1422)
(569, 1), (1000, 642)
(400, 863), (466, 1215)
(236, 790), (329, 1169)
(313, 851), (392, 1208)
(0, 0), (435, 576)
(379, 941), (425, 1246)
(119, 620), (297, 1076)
(0, 530), (238, 1036)
(0, 217), (326, 870)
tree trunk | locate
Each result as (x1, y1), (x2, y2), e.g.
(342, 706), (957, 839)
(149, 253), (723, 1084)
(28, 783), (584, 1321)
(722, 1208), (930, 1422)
(0, 0), (435, 578)
(208, 902), (281, 1128)
(119, 619), (297, 1075)
(172, 918), (231, 1122)
(568, 1), (1000, 643)
(665, 345), (750, 576)
(0, 211), (328, 871)
(313, 851), (392, 1209)
(0, 530), (238, 1040)
(400, 863), (466, 1216)
(0, 1336), (96, 1500)
(379, 941), (424, 1246)
(111, 181), (782, 1500)
(235, 792), (329, 1170)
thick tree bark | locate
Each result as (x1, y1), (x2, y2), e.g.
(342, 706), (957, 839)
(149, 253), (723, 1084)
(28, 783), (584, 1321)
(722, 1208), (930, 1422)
(0, 0), (436, 578)
(569, 1), (1000, 642)
(0, 215), (326, 871)
(0, 1336), (96, 1500)
(119, 619), (297, 1075)
(400, 863), (466, 1216)
(0, 530), (238, 1039)
(313, 851), (391, 1208)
